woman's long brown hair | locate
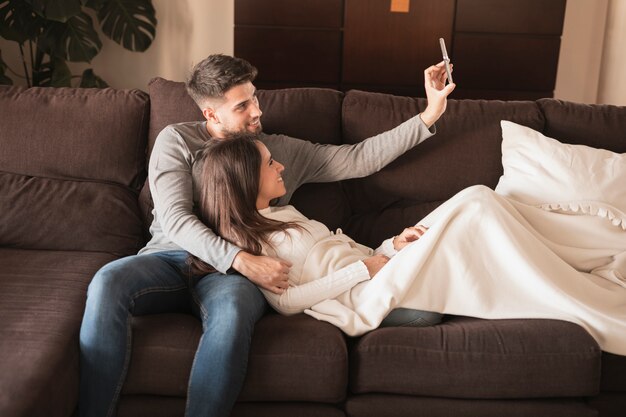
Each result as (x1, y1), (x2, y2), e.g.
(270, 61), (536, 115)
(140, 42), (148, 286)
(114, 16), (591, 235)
(188, 134), (301, 275)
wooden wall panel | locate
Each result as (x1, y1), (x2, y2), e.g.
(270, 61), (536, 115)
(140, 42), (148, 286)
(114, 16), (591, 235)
(234, 0), (567, 99)
(342, 0), (455, 87)
(235, 27), (342, 84)
(235, 0), (344, 27)
(455, 0), (566, 35)
(453, 34), (561, 92)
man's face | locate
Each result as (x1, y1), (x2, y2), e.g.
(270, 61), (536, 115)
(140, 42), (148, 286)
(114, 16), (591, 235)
(209, 81), (263, 137)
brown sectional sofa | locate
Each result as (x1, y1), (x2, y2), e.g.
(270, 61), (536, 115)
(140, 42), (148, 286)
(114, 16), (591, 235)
(0, 80), (624, 417)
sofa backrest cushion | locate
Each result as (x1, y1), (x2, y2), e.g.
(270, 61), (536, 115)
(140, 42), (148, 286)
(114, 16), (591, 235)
(147, 77), (204, 156)
(145, 78), (349, 230)
(538, 98), (626, 153)
(341, 90), (545, 248)
(0, 86), (149, 255)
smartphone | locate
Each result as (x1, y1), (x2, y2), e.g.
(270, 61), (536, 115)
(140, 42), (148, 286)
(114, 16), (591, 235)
(438, 38), (453, 84)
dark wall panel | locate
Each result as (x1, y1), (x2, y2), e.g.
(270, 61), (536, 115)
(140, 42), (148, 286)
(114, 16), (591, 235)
(455, 0), (566, 35)
(235, 28), (342, 84)
(342, 0), (455, 86)
(234, 0), (566, 99)
(235, 0), (344, 27)
(453, 34), (561, 92)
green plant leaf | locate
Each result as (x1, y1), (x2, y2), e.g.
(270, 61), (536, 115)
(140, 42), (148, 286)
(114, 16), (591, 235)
(50, 57), (71, 86)
(24, 0), (82, 22)
(79, 68), (108, 87)
(41, 11), (102, 62)
(0, 50), (14, 85)
(0, 71), (12, 84)
(0, 0), (45, 42)
(98, 0), (156, 52)
(32, 56), (71, 86)
(83, 0), (107, 11)
(31, 56), (52, 86)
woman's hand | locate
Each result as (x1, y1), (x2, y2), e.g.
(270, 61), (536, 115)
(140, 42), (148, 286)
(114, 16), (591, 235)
(362, 254), (390, 278)
(393, 225), (428, 251)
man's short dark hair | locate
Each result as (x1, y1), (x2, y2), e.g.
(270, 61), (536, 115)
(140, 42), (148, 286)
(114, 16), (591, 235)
(186, 54), (258, 108)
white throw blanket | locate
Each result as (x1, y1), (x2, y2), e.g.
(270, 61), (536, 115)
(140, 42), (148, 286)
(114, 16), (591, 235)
(305, 185), (626, 355)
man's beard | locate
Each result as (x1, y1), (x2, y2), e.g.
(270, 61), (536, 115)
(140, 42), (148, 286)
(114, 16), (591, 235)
(222, 120), (262, 136)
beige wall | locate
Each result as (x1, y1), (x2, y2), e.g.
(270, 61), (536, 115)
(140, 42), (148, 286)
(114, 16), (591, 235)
(1, 0), (624, 105)
(554, 0), (626, 105)
(597, 0), (626, 105)
(554, 0), (608, 103)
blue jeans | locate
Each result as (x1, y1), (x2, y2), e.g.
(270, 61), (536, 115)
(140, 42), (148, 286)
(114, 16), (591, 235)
(79, 250), (267, 417)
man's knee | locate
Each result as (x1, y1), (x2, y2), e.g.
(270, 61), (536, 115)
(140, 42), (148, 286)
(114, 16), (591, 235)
(90, 253), (177, 293)
(88, 260), (127, 300)
(87, 255), (152, 303)
(214, 291), (265, 321)
(202, 281), (266, 330)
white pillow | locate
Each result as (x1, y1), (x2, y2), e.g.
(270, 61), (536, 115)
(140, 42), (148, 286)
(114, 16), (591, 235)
(495, 120), (626, 230)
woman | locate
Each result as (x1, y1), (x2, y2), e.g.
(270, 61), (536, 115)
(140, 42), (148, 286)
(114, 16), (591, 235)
(190, 135), (441, 328)
(191, 135), (626, 355)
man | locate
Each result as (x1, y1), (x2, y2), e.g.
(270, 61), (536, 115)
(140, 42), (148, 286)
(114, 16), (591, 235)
(79, 54), (454, 417)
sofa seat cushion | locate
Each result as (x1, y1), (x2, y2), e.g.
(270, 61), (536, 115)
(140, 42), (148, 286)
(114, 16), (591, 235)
(117, 396), (346, 417)
(587, 392), (626, 417)
(123, 312), (348, 403)
(346, 394), (596, 417)
(350, 316), (600, 399)
(601, 352), (626, 392)
(0, 248), (119, 417)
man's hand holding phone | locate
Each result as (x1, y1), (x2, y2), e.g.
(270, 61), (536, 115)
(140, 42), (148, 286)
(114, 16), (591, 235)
(419, 38), (456, 128)
(439, 37), (454, 85)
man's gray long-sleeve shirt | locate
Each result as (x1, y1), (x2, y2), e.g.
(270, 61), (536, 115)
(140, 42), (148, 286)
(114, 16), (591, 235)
(139, 116), (435, 273)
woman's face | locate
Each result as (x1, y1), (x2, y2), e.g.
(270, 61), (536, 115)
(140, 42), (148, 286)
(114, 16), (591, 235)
(256, 141), (286, 209)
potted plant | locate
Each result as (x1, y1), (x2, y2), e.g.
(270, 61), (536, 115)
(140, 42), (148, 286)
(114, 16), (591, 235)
(0, 0), (157, 87)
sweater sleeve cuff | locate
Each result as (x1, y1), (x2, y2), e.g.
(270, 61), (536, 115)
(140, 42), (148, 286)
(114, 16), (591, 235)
(350, 260), (373, 283)
(220, 246), (244, 275)
(374, 238), (398, 258)
(417, 114), (437, 134)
